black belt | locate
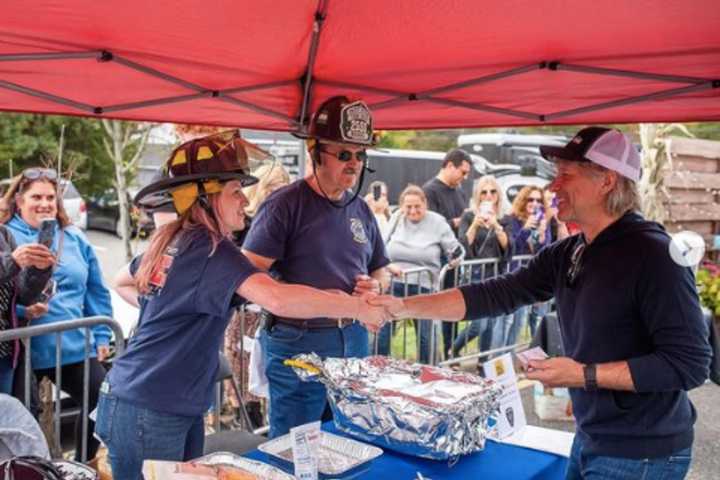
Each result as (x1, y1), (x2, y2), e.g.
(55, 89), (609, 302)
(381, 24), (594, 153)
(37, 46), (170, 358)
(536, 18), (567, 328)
(266, 313), (357, 330)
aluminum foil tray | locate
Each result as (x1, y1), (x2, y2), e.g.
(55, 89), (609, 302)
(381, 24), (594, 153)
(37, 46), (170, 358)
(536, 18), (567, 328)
(288, 354), (504, 461)
(193, 452), (294, 480)
(258, 430), (383, 479)
(54, 460), (98, 480)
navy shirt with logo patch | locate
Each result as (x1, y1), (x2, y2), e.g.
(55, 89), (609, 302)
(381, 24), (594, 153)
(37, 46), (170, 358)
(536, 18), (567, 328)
(244, 180), (389, 300)
(106, 229), (260, 416)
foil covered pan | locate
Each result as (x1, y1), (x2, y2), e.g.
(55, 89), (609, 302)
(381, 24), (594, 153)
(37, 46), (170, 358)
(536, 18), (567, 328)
(54, 461), (98, 480)
(193, 452), (294, 480)
(286, 354), (504, 461)
(258, 430), (383, 478)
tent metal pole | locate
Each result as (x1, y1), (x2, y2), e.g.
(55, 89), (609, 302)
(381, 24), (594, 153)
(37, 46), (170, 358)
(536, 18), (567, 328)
(316, 79), (407, 97)
(103, 81), (297, 113)
(0, 51), (100, 62)
(417, 63), (544, 98)
(217, 95), (298, 125)
(111, 54), (207, 92)
(553, 62), (709, 85)
(221, 79), (296, 95)
(297, 0), (329, 132)
(545, 82), (717, 121)
(101, 92), (214, 114)
(371, 63), (544, 111)
(0, 80), (96, 113)
(422, 96), (540, 121)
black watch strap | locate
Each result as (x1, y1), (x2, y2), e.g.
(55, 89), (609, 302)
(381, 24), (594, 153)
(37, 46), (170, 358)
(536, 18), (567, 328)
(584, 363), (598, 391)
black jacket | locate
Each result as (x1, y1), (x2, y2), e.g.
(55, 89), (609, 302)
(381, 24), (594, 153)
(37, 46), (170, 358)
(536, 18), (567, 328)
(461, 212), (711, 459)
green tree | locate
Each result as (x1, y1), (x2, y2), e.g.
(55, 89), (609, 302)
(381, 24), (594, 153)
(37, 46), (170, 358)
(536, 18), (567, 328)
(0, 113), (111, 195)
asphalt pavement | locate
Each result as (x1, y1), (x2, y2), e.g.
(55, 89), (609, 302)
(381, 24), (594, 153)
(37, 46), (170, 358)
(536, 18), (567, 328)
(88, 229), (720, 479)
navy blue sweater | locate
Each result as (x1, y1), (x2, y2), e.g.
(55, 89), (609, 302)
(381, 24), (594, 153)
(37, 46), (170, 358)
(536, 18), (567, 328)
(461, 212), (711, 459)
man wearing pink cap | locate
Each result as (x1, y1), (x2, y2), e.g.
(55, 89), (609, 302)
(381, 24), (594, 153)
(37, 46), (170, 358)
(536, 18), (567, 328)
(373, 127), (711, 479)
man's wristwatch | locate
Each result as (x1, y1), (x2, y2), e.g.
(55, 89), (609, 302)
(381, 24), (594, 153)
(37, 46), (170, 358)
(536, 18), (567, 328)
(583, 363), (598, 391)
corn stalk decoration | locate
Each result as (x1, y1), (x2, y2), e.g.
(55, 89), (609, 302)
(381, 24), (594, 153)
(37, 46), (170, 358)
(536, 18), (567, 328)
(638, 123), (694, 224)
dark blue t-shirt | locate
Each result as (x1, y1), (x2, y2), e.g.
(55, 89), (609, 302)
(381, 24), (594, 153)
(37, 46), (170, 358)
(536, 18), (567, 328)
(107, 229), (259, 416)
(244, 180), (389, 296)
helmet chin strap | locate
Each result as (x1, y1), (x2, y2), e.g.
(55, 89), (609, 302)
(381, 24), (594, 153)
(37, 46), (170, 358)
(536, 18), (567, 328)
(196, 181), (225, 234)
(311, 147), (368, 209)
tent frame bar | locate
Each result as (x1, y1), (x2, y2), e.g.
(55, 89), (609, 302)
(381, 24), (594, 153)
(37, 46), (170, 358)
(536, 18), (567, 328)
(0, 49), (297, 123)
(0, 48), (717, 126)
(0, 51), (101, 62)
(297, 0), (329, 133)
(0, 79), (96, 113)
(553, 62), (709, 85)
(545, 81), (716, 121)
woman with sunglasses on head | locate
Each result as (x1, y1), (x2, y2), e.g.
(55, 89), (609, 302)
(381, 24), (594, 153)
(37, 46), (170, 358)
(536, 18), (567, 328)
(450, 176), (510, 358)
(97, 132), (386, 479)
(1, 168), (112, 462)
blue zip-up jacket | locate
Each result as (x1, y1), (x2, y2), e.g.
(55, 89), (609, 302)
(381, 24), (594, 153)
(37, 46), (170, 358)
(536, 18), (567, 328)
(461, 212), (711, 459)
(7, 215), (112, 370)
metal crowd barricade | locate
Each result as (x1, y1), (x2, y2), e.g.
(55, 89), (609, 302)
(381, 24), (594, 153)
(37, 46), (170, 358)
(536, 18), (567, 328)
(435, 255), (546, 367)
(0, 316), (124, 462)
(213, 303), (269, 436)
(371, 267), (436, 362)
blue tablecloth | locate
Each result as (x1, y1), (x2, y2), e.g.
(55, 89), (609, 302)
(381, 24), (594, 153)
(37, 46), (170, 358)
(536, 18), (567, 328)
(246, 423), (568, 479)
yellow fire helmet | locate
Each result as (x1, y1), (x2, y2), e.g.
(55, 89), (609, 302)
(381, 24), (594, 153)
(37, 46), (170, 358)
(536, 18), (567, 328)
(134, 130), (273, 215)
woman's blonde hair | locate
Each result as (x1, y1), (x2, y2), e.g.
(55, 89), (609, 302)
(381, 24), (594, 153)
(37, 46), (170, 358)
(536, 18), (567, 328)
(243, 164), (290, 218)
(510, 185), (544, 221)
(398, 184), (426, 206)
(470, 175), (504, 215)
(135, 193), (227, 294)
(0, 173), (71, 227)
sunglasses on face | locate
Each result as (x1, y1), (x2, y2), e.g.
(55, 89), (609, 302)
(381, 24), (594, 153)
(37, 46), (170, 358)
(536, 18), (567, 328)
(527, 197), (543, 204)
(22, 168), (58, 181)
(318, 146), (368, 162)
(480, 189), (497, 195)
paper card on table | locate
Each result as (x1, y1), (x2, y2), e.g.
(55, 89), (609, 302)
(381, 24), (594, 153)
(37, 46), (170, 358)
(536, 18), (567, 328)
(483, 353), (526, 438)
(499, 425), (575, 457)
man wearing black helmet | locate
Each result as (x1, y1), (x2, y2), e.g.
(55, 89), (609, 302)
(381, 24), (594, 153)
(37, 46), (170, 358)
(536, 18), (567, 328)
(242, 97), (391, 438)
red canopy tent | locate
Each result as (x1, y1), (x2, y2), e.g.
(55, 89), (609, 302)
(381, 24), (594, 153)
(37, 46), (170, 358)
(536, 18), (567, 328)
(1, 0), (719, 132)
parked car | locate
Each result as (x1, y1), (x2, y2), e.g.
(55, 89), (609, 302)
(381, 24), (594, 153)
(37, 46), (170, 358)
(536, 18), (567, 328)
(86, 188), (154, 238)
(0, 178), (87, 229)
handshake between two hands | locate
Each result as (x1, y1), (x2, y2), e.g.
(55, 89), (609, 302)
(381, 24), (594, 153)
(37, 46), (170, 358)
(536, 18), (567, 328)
(351, 274), (404, 334)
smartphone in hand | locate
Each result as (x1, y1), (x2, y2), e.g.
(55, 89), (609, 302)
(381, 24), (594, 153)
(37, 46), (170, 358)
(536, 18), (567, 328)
(38, 218), (57, 248)
(372, 184), (382, 201)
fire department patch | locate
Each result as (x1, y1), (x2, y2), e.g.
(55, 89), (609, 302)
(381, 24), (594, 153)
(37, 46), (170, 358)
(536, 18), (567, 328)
(350, 218), (368, 244)
(147, 246), (178, 296)
(340, 101), (373, 145)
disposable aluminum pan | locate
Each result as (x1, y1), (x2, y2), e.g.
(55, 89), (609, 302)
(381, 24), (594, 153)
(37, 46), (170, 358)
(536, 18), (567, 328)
(54, 461), (98, 480)
(193, 452), (294, 480)
(258, 430), (383, 478)
(287, 354), (504, 461)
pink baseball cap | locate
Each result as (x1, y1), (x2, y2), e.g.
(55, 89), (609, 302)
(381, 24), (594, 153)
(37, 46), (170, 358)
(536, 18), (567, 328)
(540, 127), (641, 182)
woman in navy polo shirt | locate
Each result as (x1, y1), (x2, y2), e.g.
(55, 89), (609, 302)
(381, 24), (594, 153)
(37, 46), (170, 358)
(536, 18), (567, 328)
(95, 132), (386, 480)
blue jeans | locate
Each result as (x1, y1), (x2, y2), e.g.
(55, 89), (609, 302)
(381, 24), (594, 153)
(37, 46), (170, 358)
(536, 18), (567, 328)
(95, 391), (204, 480)
(505, 306), (528, 347)
(451, 318), (490, 356)
(566, 435), (692, 480)
(262, 321), (368, 438)
(375, 283), (432, 363)
(0, 356), (13, 394)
